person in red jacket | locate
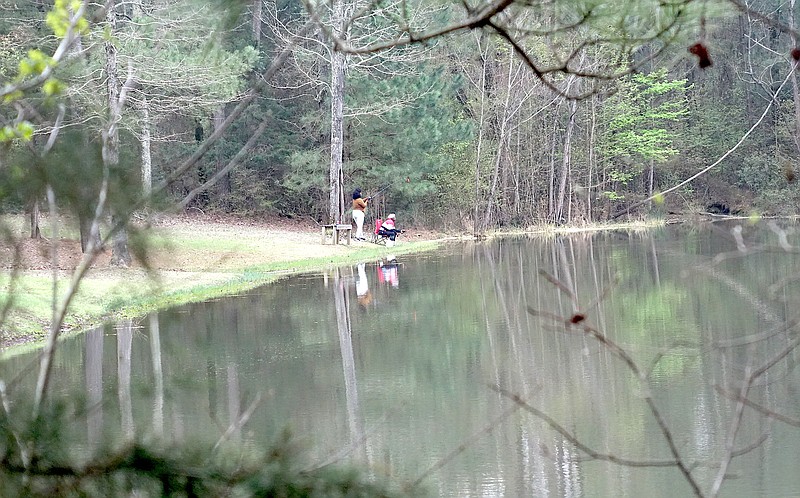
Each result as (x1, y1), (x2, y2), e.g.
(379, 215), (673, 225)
(378, 213), (402, 247)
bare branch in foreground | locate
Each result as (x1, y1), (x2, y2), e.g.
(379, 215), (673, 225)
(407, 404), (521, 490)
(491, 386), (686, 468)
(716, 386), (800, 427)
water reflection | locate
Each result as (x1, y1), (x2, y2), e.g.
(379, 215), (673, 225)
(85, 326), (103, 451)
(3, 222), (800, 496)
(117, 319), (134, 440)
(149, 314), (164, 438)
(333, 267), (369, 465)
(378, 258), (400, 288)
(356, 262), (372, 308)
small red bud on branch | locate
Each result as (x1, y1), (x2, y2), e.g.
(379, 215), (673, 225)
(688, 43), (713, 69)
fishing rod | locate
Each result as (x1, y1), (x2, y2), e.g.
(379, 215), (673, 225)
(367, 184), (391, 201)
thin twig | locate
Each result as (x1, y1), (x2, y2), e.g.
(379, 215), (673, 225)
(407, 404), (520, 490)
(212, 394), (263, 453)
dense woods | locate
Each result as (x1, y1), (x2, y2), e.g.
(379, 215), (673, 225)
(4, 0), (800, 240)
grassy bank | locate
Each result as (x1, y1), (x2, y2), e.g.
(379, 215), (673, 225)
(0, 213), (451, 349)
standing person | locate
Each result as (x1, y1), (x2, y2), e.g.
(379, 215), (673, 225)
(352, 188), (369, 240)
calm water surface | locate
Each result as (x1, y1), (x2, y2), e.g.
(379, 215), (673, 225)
(4, 221), (800, 497)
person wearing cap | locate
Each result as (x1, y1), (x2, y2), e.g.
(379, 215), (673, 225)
(378, 213), (402, 247)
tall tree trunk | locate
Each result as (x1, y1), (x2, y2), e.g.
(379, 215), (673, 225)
(105, 0), (132, 267)
(30, 199), (40, 239)
(80, 127), (101, 253)
(213, 107), (230, 200)
(252, 0), (263, 45)
(329, 51), (346, 223)
(473, 36), (489, 236)
(547, 118), (558, 218)
(141, 95), (152, 197)
(79, 215), (101, 253)
(328, 0), (350, 224)
(586, 95), (597, 222)
(554, 98), (577, 223)
(481, 47), (514, 230)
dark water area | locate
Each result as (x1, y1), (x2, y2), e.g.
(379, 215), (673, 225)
(4, 220), (800, 496)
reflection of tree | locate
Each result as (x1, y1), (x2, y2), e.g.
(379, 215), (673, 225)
(117, 319), (134, 440)
(149, 314), (164, 438)
(333, 268), (369, 465)
(85, 326), (104, 451)
(226, 363), (242, 444)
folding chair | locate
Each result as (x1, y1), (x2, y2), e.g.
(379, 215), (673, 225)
(371, 218), (387, 245)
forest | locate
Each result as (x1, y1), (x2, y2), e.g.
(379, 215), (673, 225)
(4, 0), (800, 244)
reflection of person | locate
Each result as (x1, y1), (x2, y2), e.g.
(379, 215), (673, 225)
(352, 189), (369, 240)
(379, 259), (399, 288)
(356, 262), (372, 307)
(378, 213), (402, 247)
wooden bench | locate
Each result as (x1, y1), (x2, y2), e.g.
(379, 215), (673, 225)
(321, 224), (352, 245)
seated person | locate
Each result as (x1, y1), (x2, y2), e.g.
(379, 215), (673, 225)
(377, 213), (402, 241)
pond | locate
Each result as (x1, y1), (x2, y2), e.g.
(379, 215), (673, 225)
(3, 220), (800, 497)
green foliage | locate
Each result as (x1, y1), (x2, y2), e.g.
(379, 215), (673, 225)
(0, 122), (34, 142)
(0, 401), (403, 497)
(600, 69), (689, 198)
(284, 150), (329, 217)
(45, 0), (89, 38)
(343, 66), (474, 222)
(603, 69), (688, 162)
(429, 140), (476, 227)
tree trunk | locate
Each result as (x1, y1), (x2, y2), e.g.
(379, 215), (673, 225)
(111, 214), (131, 266)
(473, 37), (489, 236)
(481, 47), (514, 230)
(79, 215), (101, 253)
(328, 0), (350, 224)
(141, 95), (152, 197)
(547, 118), (558, 219)
(252, 0), (263, 45)
(213, 107), (230, 199)
(329, 51), (346, 223)
(105, 0), (132, 267)
(554, 97), (577, 224)
(79, 130), (102, 253)
(30, 199), (41, 239)
(586, 95), (597, 222)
